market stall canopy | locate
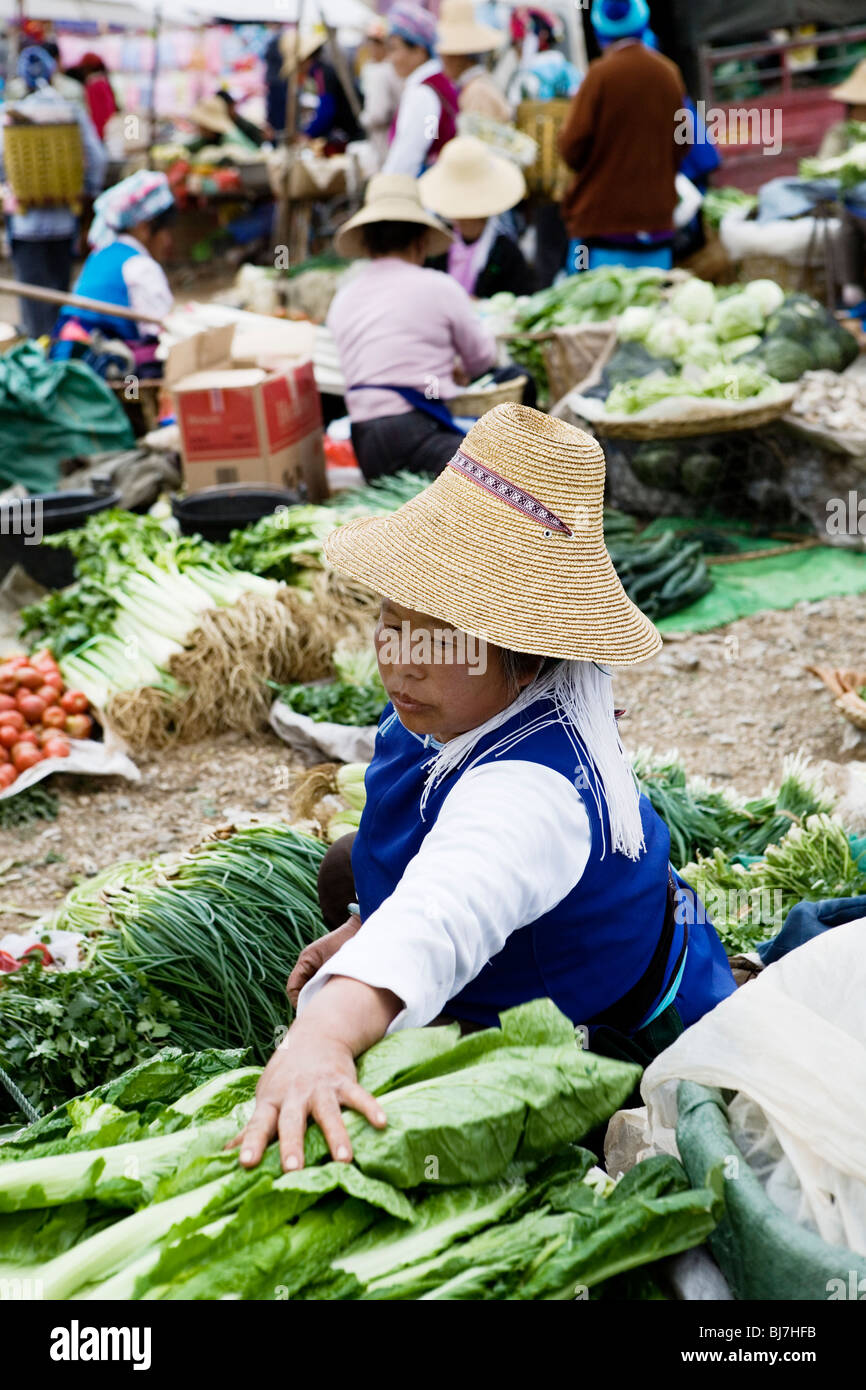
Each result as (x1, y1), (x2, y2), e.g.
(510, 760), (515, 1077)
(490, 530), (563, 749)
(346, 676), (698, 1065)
(182, 0), (374, 27)
(0, 0), (199, 24)
(668, 0), (866, 46)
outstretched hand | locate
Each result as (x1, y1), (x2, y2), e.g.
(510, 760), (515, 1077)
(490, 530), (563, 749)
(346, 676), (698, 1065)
(227, 976), (402, 1171)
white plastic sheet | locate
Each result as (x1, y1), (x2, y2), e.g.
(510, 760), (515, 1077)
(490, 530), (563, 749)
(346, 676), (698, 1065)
(643, 918), (866, 1255)
(0, 735), (139, 803)
(269, 699), (376, 765)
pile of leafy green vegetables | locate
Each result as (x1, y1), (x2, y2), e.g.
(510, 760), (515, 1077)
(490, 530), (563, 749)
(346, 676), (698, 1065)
(0, 825), (327, 1123)
(0, 1001), (721, 1301)
(272, 643), (386, 727)
(603, 281), (857, 417)
(506, 266), (667, 397)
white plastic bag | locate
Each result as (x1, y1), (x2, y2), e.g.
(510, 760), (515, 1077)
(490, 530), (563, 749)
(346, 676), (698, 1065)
(269, 699), (376, 765)
(643, 917), (866, 1255)
(0, 734), (139, 802)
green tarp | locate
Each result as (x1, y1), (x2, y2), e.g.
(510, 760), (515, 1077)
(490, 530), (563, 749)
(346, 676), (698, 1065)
(677, 1082), (866, 1301)
(637, 518), (866, 634)
(0, 342), (134, 494)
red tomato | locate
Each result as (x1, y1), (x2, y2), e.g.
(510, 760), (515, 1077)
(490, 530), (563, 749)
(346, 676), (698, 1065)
(0, 764), (16, 788)
(5, 655), (28, 669)
(42, 671), (64, 691)
(64, 713), (93, 740)
(0, 694), (15, 712)
(17, 694), (45, 724)
(0, 672), (17, 695)
(43, 705), (67, 729)
(0, 746), (8, 763)
(13, 731), (39, 748)
(60, 690), (89, 715)
(0, 950), (21, 972)
(15, 666), (43, 691)
(2, 710), (25, 731)
(30, 649), (57, 670)
(0, 726), (19, 749)
(12, 744), (42, 772)
(36, 684), (58, 707)
(42, 737), (70, 759)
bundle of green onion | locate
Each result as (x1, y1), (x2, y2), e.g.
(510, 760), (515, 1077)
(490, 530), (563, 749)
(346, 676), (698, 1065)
(89, 826), (328, 1061)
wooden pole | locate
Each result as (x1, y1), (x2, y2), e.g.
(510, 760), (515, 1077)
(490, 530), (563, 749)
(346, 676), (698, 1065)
(0, 276), (167, 329)
(147, 2), (163, 163)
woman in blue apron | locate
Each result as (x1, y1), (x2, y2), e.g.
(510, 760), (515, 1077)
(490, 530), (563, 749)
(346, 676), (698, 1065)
(327, 172), (528, 480)
(234, 405), (736, 1171)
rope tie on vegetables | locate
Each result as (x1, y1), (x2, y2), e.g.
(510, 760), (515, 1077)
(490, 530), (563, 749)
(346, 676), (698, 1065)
(0, 1062), (40, 1124)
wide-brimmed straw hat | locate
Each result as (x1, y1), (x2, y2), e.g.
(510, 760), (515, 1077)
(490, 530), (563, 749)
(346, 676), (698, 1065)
(280, 28), (326, 75)
(832, 58), (866, 106)
(419, 136), (525, 218)
(335, 173), (452, 259)
(437, 0), (504, 55)
(190, 95), (237, 136)
(324, 404), (661, 665)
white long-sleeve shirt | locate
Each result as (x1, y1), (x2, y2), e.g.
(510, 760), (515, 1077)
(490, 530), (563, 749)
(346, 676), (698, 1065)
(113, 234), (174, 336)
(296, 760), (591, 1031)
(382, 57), (443, 176)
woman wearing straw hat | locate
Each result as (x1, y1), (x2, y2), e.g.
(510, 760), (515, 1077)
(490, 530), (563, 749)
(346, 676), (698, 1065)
(436, 0), (510, 123)
(382, 2), (459, 175)
(421, 135), (535, 298)
(234, 406), (737, 1171)
(327, 172), (500, 478)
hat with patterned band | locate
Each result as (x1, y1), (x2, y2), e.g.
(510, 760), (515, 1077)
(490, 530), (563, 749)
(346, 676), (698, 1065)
(323, 403), (661, 665)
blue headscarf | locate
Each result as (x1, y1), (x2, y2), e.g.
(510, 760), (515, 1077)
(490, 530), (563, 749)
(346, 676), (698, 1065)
(591, 0), (650, 42)
(18, 45), (57, 91)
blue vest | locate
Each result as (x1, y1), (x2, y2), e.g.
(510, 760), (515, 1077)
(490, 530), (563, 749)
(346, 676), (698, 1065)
(58, 241), (143, 341)
(353, 699), (736, 1034)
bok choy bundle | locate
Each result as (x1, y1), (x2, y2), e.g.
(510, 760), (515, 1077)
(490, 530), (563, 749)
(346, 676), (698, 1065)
(0, 1001), (721, 1301)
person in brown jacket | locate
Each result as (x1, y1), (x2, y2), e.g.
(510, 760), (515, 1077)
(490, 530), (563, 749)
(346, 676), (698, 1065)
(558, 0), (686, 275)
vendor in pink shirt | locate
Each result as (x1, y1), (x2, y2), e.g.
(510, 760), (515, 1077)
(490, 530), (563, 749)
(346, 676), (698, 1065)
(328, 172), (508, 479)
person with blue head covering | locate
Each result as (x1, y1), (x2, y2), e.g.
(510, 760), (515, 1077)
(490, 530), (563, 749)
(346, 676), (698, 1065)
(17, 44), (56, 90)
(0, 45), (106, 338)
(558, 0), (687, 274)
(53, 170), (176, 369)
(591, 0), (649, 45)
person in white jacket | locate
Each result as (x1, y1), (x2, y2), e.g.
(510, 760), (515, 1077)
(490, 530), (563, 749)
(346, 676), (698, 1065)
(359, 18), (403, 170)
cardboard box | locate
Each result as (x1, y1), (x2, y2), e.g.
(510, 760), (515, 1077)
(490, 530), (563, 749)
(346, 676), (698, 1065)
(165, 323), (327, 500)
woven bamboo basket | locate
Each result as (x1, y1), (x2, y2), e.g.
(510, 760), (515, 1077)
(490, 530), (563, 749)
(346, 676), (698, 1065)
(592, 395), (797, 440)
(514, 99), (571, 200)
(736, 253), (826, 301)
(4, 121), (84, 211)
(448, 375), (528, 416)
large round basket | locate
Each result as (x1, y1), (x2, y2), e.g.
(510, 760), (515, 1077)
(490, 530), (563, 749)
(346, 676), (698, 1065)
(448, 374), (528, 417)
(590, 395), (796, 441)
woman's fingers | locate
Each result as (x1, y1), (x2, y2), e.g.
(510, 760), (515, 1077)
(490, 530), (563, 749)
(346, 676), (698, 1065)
(311, 1089), (354, 1163)
(277, 1090), (312, 1172)
(286, 950), (318, 1007)
(340, 1081), (387, 1131)
(234, 1100), (280, 1168)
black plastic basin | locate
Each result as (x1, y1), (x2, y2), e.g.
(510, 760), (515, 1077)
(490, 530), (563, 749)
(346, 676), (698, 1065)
(0, 490), (121, 589)
(171, 485), (304, 543)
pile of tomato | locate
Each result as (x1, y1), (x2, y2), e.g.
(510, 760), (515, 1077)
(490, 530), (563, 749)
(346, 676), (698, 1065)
(0, 649), (95, 790)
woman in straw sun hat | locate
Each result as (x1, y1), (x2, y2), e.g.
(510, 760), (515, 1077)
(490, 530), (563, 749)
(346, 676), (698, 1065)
(328, 171), (503, 478)
(234, 405), (737, 1172)
(420, 135), (535, 297)
(436, 0), (509, 123)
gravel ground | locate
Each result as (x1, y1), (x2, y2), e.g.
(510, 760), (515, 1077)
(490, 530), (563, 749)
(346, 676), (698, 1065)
(0, 594), (864, 934)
